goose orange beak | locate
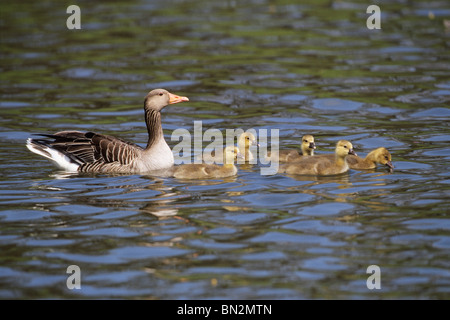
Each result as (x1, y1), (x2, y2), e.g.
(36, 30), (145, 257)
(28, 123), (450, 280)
(169, 93), (189, 104)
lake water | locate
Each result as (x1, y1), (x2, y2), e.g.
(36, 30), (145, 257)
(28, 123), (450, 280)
(0, 0), (449, 299)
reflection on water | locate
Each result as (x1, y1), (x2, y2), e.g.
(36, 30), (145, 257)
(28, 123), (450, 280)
(1, 0), (450, 299)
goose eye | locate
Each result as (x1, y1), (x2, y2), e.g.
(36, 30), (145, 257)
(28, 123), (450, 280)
(159, 93), (163, 96)
(343, 145), (347, 148)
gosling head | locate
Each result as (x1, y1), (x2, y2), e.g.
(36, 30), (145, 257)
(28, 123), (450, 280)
(301, 134), (316, 156)
(238, 132), (259, 149)
(224, 146), (243, 164)
(370, 147), (394, 169)
(336, 140), (356, 158)
(144, 89), (189, 111)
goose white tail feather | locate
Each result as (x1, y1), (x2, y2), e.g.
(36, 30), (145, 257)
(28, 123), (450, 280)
(26, 139), (80, 172)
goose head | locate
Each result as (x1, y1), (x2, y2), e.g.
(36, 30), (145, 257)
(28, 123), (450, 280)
(368, 147), (394, 169)
(224, 146), (243, 164)
(144, 89), (189, 111)
(238, 132), (259, 150)
(301, 134), (316, 156)
(336, 140), (356, 158)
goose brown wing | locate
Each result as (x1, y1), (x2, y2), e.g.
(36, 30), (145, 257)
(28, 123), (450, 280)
(87, 132), (143, 165)
(33, 131), (142, 165)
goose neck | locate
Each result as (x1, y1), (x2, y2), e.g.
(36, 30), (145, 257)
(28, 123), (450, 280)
(144, 108), (163, 149)
(335, 154), (346, 167)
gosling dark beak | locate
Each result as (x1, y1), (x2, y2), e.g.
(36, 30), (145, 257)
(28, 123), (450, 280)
(348, 149), (357, 156)
(309, 142), (316, 149)
(386, 161), (394, 169)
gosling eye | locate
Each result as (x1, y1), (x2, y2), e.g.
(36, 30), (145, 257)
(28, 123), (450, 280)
(385, 156), (389, 160)
(343, 145), (348, 149)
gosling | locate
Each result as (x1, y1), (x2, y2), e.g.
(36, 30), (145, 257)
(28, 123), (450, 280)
(199, 132), (258, 163)
(347, 147), (394, 170)
(278, 140), (356, 176)
(265, 134), (315, 162)
(315, 147), (393, 170)
(173, 146), (242, 179)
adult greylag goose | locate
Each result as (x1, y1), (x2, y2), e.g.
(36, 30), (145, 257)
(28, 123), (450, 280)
(265, 134), (315, 162)
(173, 146), (242, 179)
(278, 140), (356, 176)
(199, 132), (258, 163)
(26, 89), (189, 173)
